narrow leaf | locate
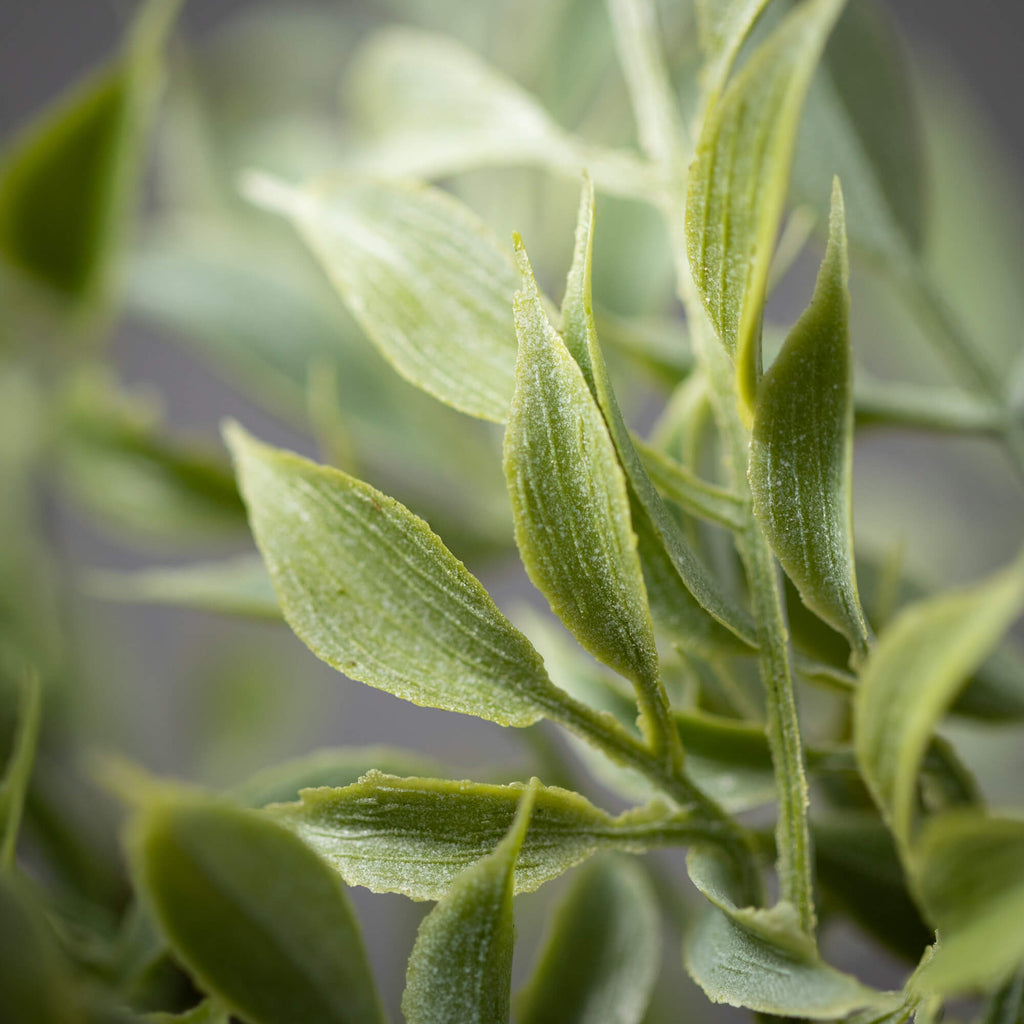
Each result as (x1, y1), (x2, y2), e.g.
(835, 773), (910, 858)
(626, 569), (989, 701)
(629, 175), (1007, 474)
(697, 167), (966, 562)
(269, 772), (713, 901)
(401, 780), (538, 1024)
(245, 173), (519, 422)
(750, 180), (870, 660)
(505, 238), (673, 755)
(561, 176), (756, 655)
(684, 844), (880, 1017)
(854, 553), (1024, 844)
(685, 0), (845, 418)
(0, 671), (42, 867)
(129, 793), (385, 1024)
(515, 856), (660, 1024)
(87, 556), (279, 619)
(145, 1000), (230, 1024)
(696, 0), (773, 102)
(226, 424), (562, 727)
(0, 0), (180, 304)
(914, 812), (1024, 995)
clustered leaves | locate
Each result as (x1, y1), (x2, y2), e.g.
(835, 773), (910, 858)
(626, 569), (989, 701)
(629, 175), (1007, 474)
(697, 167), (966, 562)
(1, 0), (1023, 1021)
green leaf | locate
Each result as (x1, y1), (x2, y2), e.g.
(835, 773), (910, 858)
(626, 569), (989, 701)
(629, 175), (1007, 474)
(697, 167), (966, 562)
(87, 556), (279, 619)
(269, 772), (712, 901)
(145, 1000), (229, 1024)
(637, 441), (745, 530)
(401, 779), (537, 1024)
(913, 812), (1024, 995)
(230, 746), (447, 807)
(750, 180), (870, 660)
(0, 0), (180, 304)
(0, 874), (86, 1023)
(561, 177), (756, 656)
(60, 373), (245, 542)
(344, 28), (655, 199)
(129, 792), (385, 1024)
(695, 0), (773, 102)
(854, 553), (1024, 844)
(684, 844), (880, 1016)
(793, 0), (925, 263)
(505, 237), (673, 755)
(245, 173), (519, 422)
(515, 856), (660, 1024)
(226, 424), (562, 727)
(0, 671), (41, 868)
(685, 0), (844, 419)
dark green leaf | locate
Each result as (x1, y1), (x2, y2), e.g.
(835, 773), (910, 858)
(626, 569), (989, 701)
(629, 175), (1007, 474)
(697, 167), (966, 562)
(129, 792), (385, 1024)
(0, 0), (180, 303)
(515, 856), (660, 1024)
(0, 671), (42, 867)
(684, 844), (881, 1016)
(269, 772), (713, 900)
(750, 180), (870, 660)
(245, 173), (519, 422)
(685, 0), (844, 417)
(913, 812), (1024, 995)
(226, 424), (563, 726)
(854, 553), (1024, 844)
(401, 780), (537, 1024)
(505, 238), (671, 752)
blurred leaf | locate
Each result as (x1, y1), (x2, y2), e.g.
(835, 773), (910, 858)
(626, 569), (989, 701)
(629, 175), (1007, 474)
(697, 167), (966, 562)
(226, 424), (562, 726)
(750, 180), (869, 660)
(231, 746), (446, 808)
(344, 27), (656, 199)
(515, 855), (659, 1024)
(695, 0), (773, 101)
(914, 811), (1024, 995)
(684, 844), (881, 1016)
(270, 772), (712, 901)
(401, 780), (537, 1024)
(246, 173), (520, 422)
(145, 1000), (229, 1024)
(0, 874), (86, 1023)
(0, 672), (42, 867)
(87, 556), (279, 620)
(977, 970), (1024, 1024)
(561, 177), (756, 655)
(129, 792), (385, 1024)
(0, 0), (181, 305)
(813, 812), (932, 964)
(505, 237), (670, 751)
(59, 373), (244, 542)
(854, 553), (1024, 844)
(638, 442), (745, 529)
(793, 0), (925, 263)
(685, 0), (843, 418)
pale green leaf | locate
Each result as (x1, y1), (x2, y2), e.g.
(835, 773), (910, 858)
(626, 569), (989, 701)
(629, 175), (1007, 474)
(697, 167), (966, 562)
(637, 440), (745, 529)
(145, 999), (229, 1024)
(854, 554), (1024, 844)
(0, 672), (42, 868)
(401, 780), (537, 1024)
(505, 237), (671, 751)
(87, 556), (279, 620)
(269, 772), (713, 901)
(750, 180), (870, 660)
(244, 173), (519, 422)
(695, 0), (773, 102)
(230, 747), (446, 808)
(977, 970), (1024, 1024)
(561, 176), (756, 655)
(129, 793), (385, 1024)
(793, 0), (925, 263)
(685, 0), (844, 418)
(515, 856), (659, 1024)
(226, 424), (561, 727)
(913, 812), (1024, 995)
(0, 0), (181, 304)
(684, 844), (881, 1016)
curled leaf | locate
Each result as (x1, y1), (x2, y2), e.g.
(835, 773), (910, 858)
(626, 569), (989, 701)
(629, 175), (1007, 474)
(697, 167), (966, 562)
(750, 180), (870, 661)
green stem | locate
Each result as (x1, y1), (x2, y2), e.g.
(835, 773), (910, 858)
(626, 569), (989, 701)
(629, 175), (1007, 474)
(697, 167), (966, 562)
(854, 378), (1006, 436)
